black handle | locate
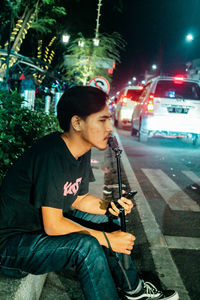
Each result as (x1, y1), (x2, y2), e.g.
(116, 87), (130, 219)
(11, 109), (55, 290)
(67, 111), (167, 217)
(123, 254), (130, 270)
(108, 135), (130, 269)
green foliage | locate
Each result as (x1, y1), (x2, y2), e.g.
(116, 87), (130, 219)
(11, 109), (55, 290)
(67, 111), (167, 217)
(1, 0), (66, 38)
(0, 90), (60, 183)
(34, 96), (45, 112)
(30, 0), (67, 34)
(61, 32), (126, 86)
(31, 18), (57, 33)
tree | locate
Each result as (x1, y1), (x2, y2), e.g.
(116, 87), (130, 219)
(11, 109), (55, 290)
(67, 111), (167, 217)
(61, 32), (126, 86)
(0, 90), (59, 184)
(0, 0), (66, 78)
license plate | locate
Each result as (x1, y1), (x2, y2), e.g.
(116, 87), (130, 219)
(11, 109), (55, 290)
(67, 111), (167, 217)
(167, 107), (189, 114)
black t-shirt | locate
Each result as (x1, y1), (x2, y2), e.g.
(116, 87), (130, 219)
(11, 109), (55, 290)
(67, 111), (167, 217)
(0, 132), (95, 251)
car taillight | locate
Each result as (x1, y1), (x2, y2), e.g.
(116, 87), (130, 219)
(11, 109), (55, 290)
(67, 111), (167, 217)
(146, 93), (154, 111)
(173, 75), (185, 84)
(120, 97), (128, 106)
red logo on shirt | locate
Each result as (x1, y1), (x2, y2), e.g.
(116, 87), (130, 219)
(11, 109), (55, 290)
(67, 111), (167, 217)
(63, 177), (82, 196)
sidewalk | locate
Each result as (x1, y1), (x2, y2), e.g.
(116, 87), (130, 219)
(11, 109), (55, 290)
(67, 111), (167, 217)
(40, 145), (186, 299)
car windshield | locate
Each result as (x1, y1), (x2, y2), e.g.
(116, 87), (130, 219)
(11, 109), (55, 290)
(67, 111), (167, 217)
(126, 89), (143, 100)
(154, 80), (200, 100)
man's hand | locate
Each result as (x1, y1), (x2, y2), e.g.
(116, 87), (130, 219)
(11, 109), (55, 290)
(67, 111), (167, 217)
(107, 193), (134, 217)
(106, 231), (136, 254)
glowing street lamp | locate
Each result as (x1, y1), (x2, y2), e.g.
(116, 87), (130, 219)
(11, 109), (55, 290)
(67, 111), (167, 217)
(62, 34), (70, 44)
(186, 33), (194, 42)
(93, 38), (100, 46)
(78, 39), (85, 47)
(152, 64), (157, 70)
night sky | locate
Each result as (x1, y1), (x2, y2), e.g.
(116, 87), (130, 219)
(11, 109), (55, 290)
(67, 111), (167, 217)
(4, 0), (200, 92)
(94, 0), (200, 91)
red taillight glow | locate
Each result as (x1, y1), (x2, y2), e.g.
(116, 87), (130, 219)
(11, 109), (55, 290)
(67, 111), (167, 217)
(147, 102), (154, 111)
(173, 75), (185, 83)
(146, 93), (154, 111)
(120, 97), (128, 105)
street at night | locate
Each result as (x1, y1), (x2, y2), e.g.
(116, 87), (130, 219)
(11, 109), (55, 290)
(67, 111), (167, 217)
(115, 128), (200, 300)
(1, 1), (200, 299)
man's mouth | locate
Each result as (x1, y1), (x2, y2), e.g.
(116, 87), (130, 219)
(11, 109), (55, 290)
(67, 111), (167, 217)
(105, 135), (112, 141)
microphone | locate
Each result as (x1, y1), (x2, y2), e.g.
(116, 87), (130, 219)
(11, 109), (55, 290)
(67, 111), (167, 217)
(108, 135), (119, 150)
(108, 136), (122, 156)
(108, 135), (130, 270)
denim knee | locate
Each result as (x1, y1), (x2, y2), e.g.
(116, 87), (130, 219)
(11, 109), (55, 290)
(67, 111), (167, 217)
(73, 234), (108, 270)
(77, 234), (104, 257)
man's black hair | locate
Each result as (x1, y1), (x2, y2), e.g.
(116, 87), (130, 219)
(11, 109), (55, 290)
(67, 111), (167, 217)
(57, 86), (108, 132)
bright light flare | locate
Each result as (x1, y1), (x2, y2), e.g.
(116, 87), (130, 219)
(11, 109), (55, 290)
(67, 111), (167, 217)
(173, 75), (185, 83)
(78, 40), (85, 47)
(62, 34), (70, 43)
(93, 38), (100, 46)
(186, 34), (194, 42)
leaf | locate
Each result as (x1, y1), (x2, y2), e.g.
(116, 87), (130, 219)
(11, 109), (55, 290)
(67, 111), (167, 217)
(51, 6), (66, 16)
(0, 90), (59, 179)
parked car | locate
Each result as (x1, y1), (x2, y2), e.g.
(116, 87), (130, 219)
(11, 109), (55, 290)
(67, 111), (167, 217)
(131, 75), (200, 145)
(114, 85), (143, 129)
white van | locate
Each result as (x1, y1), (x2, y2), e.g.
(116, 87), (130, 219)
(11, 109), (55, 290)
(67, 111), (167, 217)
(131, 76), (200, 145)
(114, 86), (143, 129)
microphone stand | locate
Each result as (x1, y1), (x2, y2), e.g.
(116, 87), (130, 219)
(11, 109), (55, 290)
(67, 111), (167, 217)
(108, 136), (130, 269)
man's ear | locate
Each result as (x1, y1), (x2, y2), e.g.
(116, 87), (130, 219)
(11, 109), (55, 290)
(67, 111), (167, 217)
(71, 115), (83, 131)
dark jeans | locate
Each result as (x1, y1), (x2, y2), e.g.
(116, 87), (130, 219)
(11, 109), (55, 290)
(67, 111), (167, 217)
(0, 210), (139, 300)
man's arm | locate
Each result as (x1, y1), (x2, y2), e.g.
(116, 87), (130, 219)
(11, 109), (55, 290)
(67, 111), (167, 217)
(72, 193), (133, 217)
(41, 206), (135, 254)
(72, 193), (109, 214)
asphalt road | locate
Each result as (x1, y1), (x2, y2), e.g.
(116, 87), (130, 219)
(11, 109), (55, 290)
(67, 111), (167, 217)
(116, 128), (200, 300)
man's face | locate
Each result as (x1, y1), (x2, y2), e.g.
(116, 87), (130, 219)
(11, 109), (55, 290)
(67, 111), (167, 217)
(80, 104), (113, 150)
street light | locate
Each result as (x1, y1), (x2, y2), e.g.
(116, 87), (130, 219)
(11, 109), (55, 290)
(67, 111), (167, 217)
(186, 33), (194, 42)
(152, 64), (157, 70)
(93, 38), (100, 46)
(78, 39), (85, 47)
(62, 34), (70, 44)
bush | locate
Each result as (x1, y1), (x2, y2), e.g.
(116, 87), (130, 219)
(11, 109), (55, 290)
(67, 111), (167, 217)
(0, 91), (60, 183)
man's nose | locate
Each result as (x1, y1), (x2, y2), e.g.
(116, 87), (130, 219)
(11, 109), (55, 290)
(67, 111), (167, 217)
(107, 119), (114, 132)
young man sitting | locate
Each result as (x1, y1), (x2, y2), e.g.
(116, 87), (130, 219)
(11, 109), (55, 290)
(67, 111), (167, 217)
(0, 86), (179, 299)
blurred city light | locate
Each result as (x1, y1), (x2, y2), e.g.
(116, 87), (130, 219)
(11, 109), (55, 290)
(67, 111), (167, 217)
(78, 40), (85, 47)
(186, 33), (194, 42)
(62, 34), (70, 43)
(93, 38), (100, 46)
(152, 64), (157, 70)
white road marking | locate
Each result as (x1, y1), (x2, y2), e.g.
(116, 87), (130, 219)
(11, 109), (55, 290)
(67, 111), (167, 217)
(165, 236), (200, 250)
(182, 170), (200, 185)
(114, 131), (190, 299)
(142, 168), (200, 212)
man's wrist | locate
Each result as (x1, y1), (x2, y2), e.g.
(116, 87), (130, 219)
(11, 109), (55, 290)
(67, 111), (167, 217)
(103, 231), (111, 249)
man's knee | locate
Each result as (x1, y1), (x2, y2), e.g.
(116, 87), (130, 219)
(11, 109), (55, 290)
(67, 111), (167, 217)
(75, 234), (106, 260)
(78, 234), (101, 251)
